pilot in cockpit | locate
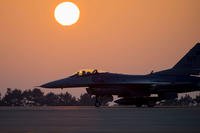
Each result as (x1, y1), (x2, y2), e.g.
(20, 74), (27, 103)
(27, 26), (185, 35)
(76, 69), (98, 76)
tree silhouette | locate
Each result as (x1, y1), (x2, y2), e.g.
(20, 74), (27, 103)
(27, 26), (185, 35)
(77, 93), (95, 106)
(195, 94), (200, 105)
(45, 92), (59, 106)
(1, 88), (198, 106)
(32, 88), (45, 105)
(22, 88), (45, 106)
(2, 88), (22, 106)
(179, 94), (193, 106)
(57, 92), (77, 106)
(0, 88), (98, 106)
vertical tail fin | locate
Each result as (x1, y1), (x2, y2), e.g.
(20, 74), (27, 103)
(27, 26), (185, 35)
(173, 43), (200, 71)
(155, 43), (200, 75)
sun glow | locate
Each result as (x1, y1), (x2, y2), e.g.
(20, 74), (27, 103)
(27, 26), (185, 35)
(54, 2), (80, 26)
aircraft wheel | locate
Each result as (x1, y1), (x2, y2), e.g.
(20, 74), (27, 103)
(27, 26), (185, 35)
(95, 101), (101, 107)
(147, 101), (156, 107)
(135, 103), (142, 107)
(95, 96), (101, 107)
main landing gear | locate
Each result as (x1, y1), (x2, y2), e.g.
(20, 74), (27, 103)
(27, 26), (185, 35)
(95, 95), (101, 107)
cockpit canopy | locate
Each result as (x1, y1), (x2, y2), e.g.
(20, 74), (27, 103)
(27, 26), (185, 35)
(76, 69), (99, 76)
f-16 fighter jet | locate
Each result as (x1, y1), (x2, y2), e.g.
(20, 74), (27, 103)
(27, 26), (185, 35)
(41, 43), (200, 107)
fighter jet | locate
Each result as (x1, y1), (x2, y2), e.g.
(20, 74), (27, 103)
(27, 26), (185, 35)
(40, 43), (200, 107)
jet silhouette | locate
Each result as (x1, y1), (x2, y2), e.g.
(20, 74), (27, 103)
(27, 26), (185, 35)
(41, 43), (200, 107)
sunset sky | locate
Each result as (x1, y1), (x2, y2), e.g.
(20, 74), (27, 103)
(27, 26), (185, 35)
(0, 0), (200, 97)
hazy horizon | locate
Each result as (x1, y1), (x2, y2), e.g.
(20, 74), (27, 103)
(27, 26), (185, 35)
(1, 0), (200, 97)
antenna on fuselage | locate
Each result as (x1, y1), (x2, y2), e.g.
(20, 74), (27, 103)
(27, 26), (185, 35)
(150, 70), (154, 74)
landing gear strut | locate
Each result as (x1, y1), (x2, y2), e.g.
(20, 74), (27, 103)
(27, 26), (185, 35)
(95, 95), (101, 107)
(147, 101), (156, 107)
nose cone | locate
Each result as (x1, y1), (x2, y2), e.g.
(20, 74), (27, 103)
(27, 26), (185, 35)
(40, 77), (72, 88)
(40, 75), (90, 88)
(40, 81), (60, 88)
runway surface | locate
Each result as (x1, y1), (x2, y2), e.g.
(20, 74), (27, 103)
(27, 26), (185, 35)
(0, 106), (200, 133)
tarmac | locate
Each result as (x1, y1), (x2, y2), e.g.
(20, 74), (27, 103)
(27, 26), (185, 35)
(0, 106), (200, 133)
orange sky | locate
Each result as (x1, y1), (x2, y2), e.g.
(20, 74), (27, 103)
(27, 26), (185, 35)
(0, 0), (200, 97)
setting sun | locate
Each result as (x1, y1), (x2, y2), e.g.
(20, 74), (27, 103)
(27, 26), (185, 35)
(54, 2), (80, 26)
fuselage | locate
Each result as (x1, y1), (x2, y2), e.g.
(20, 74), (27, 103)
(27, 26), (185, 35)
(41, 71), (200, 97)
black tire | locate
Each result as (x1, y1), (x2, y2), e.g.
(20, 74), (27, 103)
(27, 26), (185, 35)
(135, 103), (142, 107)
(95, 101), (101, 107)
(147, 101), (156, 107)
(95, 95), (101, 107)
